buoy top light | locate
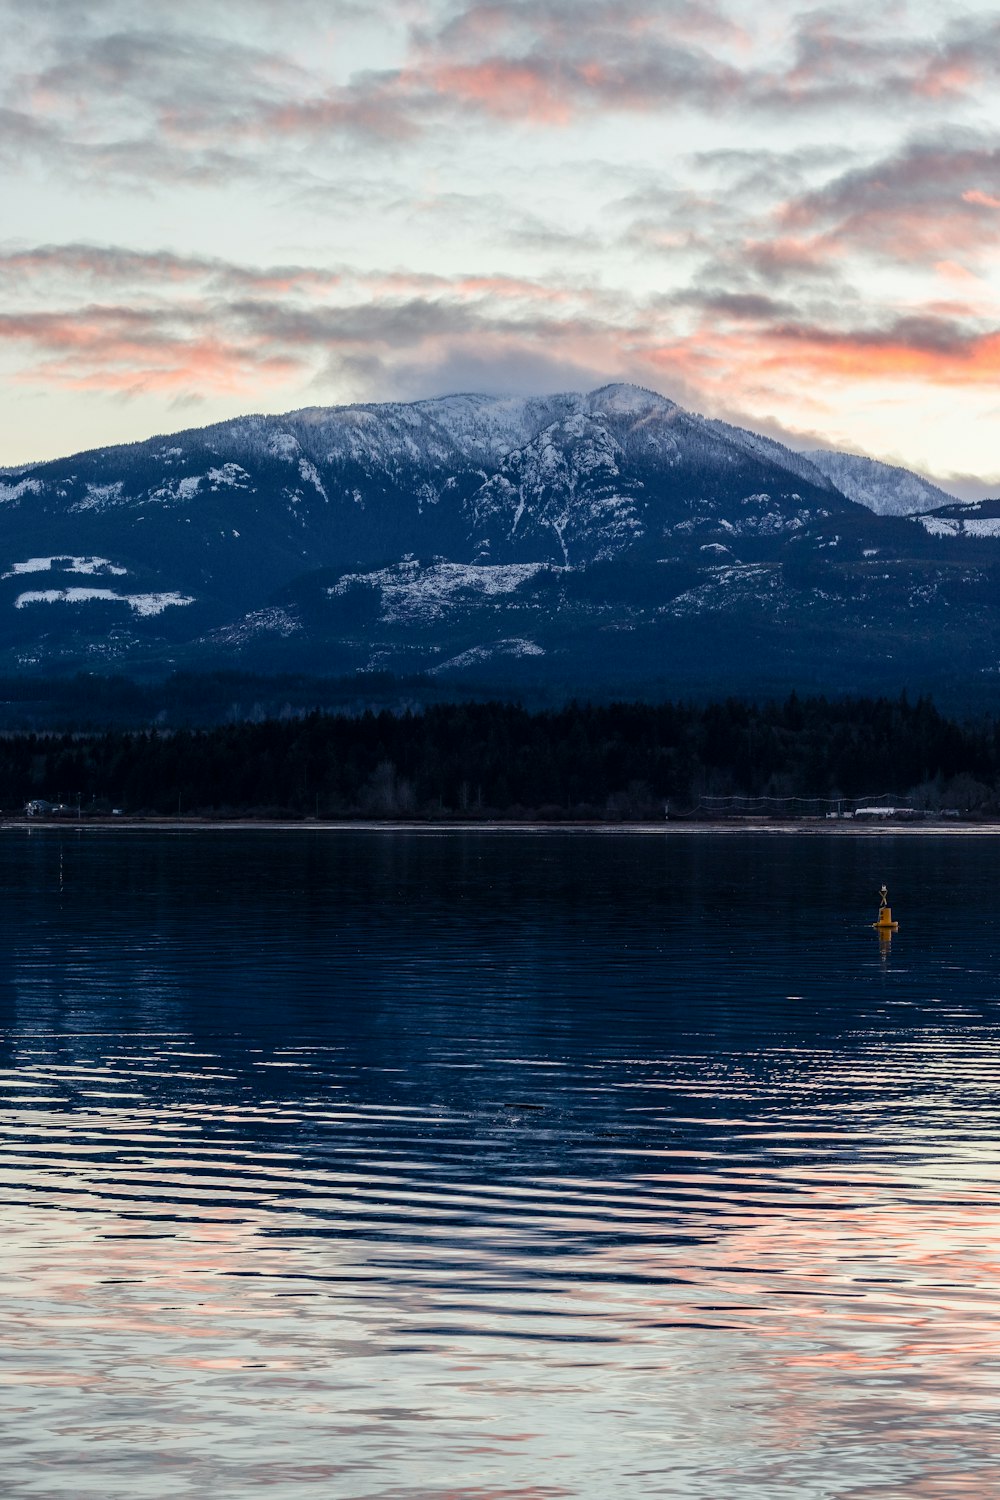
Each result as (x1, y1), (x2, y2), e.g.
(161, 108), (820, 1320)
(874, 884), (898, 931)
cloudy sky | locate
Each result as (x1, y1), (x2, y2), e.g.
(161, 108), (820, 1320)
(2, 0), (999, 491)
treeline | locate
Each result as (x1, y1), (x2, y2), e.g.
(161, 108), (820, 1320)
(6, 693), (1000, 819)
(0, 669), (492, 730)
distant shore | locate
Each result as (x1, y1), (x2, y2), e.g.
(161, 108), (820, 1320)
(4, 817), (999, 836)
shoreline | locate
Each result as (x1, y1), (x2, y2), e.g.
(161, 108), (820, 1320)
(4, 817), (1000, 836)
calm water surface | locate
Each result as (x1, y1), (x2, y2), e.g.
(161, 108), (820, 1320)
(2, 829), (1000, 1498)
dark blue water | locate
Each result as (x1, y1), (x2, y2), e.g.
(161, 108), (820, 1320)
(2, 829), (1000, 1498)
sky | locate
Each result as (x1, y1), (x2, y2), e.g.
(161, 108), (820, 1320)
(2, 0), (999, 494)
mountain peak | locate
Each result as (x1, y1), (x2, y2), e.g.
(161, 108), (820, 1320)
(585, 383), (677, 418)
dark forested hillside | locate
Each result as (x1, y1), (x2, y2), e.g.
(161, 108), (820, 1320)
(6, 694), (1000, 819)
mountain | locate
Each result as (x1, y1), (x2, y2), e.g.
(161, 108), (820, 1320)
(0, 382), (997, 701)
(804, 448), (956, 516)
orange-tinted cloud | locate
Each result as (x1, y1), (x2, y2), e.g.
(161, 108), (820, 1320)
(643, 317), (1000, 398)
(759, 323), (1000, 386)
(0, 303), (307, 398)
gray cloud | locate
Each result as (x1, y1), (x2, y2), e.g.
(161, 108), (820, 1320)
(0, 244), (347, 295)
(0, 106), (62, 159)
(753, 5), (1000, 111)
(770, 133), (1000, 269)
(931, 469), (1000, 502)
(667, 289), (798, 320)
(361, 341), (618, 404)
(6, 0), (995, 195)
(689, 144), (856, 195)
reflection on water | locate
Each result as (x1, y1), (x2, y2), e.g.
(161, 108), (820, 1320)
(2, 829), (1000, 1498)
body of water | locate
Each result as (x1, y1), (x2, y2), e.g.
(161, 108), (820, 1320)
(2, 829), (1000, 1498)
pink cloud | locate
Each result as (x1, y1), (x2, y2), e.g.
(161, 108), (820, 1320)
(963, 189), (1000, 209)
(2, 238), (997, 426)
(32, 343), (304, 397)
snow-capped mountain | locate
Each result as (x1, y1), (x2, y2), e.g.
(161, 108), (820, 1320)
(804, 448), (956, 516)
(0, 380), (845, 604)
(0, 383), (996, 698)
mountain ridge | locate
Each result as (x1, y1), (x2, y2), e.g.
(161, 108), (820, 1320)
(804, 447), (957, 516)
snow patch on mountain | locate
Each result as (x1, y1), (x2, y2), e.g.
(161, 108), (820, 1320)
(430, 637), (545, 673)
(661, 564), (778, 617)
(806, 449), (955, 515)
(207, 464), (252, 491)
(298, 458), (328, 501)
(3, 556), (128, 578)
(331, 560), (551, 623)
(211, 607), (300, 645)
(267, 431), (300, 460)
(72, 481), (125, 512)
(149, 475), (202, 504)
(728, 494), (812, 536)
(14, 589), (194, 615)
(0, 478), (43, 503)
(917, 513), (1000, 539)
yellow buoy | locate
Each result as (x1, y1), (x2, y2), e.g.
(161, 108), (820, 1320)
(873, 883), (899, 931)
